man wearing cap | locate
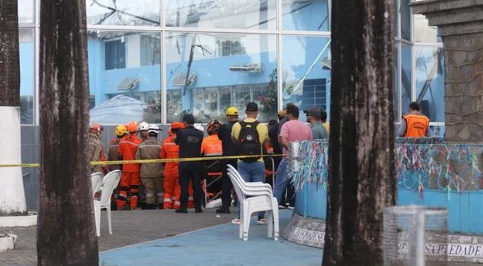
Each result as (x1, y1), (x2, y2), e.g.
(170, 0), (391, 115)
(215, 107), (239, 214)
(304, 107), (328, 140)
(175, 114), (204, 213)
(231, 102), (269, 224)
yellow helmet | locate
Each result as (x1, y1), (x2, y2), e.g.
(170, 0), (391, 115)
(225, 107), (239, 116)
(115, 125), (127, 137)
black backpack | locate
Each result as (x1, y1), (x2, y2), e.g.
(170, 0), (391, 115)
(238, 121), (262, 162)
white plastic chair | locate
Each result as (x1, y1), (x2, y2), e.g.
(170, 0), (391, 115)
(227, 165), (279, 241)
(91, 172), (104, 197)
(93, 170), (121, 237)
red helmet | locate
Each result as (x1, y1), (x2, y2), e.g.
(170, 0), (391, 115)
(90, 123), (103, 133)
(207, 120), (221, 135)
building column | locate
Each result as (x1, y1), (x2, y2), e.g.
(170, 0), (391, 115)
(412, 0), (483, 142)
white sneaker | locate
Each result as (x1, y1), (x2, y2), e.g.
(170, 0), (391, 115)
(231, 218), (241, 224)
(288, 206), (295, 210)
(257, 218), (267, 225)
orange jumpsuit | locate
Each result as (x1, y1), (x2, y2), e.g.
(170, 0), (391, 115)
(201, 134), (223, 198)
(117, 134), (142, 210)
(161, 135), (181, 209)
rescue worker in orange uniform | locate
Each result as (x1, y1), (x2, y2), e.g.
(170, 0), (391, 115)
(117, 121), (142, 210)
(88, 124), (107, 175)
(108, 125), (127, 171)
(136, 124), (164, 209)
(201, 120), (223, 197)
(398, 101), (430, 138)
(160, 122), (184, 209)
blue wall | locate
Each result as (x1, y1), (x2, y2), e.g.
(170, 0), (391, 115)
(20, 43), (34, 96)
(296, 186), (483, 234)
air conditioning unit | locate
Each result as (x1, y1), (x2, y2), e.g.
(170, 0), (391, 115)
(172, 73), (198, 87)
(117, 78), (139, 90)
(229, 63), (263, 72)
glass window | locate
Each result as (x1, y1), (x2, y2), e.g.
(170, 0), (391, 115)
(166, 33), (277, 123)
(394, 43), (400, 122)
(18, 0), (34, 24)
(88, 31), (161, 124)
(394, 0), (399, 38)
(165, 0), (276, 30)
(400, 0), (411, 41)
(282, 36), (331, 122)
(401, 44), (411, 116)
(415, 46), (445, 122)
(282, 0), (329, 31)
(86, 0), (160, 26)
(141, 35), (161, 66)
(414, 14), (440, 43)
(105, 40), (126, 70)
(19, 29), (34, 124)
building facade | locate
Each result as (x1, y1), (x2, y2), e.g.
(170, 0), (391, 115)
(17, 0), (443, 209)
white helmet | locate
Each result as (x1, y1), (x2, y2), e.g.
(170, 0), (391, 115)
(148, 124), (160, 134)
(194, 124), (204, 132)
(139, 122), (149, 131)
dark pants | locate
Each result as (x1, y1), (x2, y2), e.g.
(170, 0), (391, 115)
(221, 159), (237, 209)
(179, 162), (203, 209)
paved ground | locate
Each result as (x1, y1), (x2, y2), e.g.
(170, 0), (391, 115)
(100, 210), (322, 266)
(0, 208), (480, 266)
(0, 208), (235, 266)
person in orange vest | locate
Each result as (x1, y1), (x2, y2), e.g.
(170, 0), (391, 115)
(161, 122), (184, 209)
(88, 123), (107, 175)
(108, 125), (127, 171)
(201, 120), (223, 198)
(117, 121), (142, 210)
(398, 101), (430, 138)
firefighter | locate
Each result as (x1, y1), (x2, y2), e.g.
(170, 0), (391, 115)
(88, 123), (107, 175)
(139, 122), (149, 141)
(117, 121), (142, 210)
(201, 120), (223, 198)
(136, 124), (164, 209)
(176, 114), (204, 214)
(160, 122), (184, 209)
(108, 125), (127, 171)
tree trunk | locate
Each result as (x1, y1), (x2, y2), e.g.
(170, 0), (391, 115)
(0, 0), (27, 214)
(323, 1), (396, 266)
(37, 0), (98, 265)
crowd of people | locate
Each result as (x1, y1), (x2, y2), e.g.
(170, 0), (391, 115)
(87, 102), (330, 224)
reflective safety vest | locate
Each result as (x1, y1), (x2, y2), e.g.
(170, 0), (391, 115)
(403, 113), (429, 137)
(201, 134), (223, 156)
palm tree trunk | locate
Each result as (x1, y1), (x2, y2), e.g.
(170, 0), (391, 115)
(37, 0), (98, 265)
(323, 1), (396, 266)
(0, 0), (27, 215)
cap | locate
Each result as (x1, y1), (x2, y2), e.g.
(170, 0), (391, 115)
(225, 107), (239, 116)
(245, 102), (258, 112)
(171, 122), (185, 130)
(304, 107), (322, 120)
(277, 110), (287, 117)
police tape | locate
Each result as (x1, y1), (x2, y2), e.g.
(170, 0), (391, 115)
(0, 154), (284, 168)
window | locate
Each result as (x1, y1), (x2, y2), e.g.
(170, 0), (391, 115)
(86, 0), (160, 26)
(282, 0), (330, 31)
(88, 31), (161, 124)
(19, 29), (34, 124)
(218, 40), (246, 57)
(283, 36), (331, 121)
(166, 33), (277, 123)
(165, 0), (277, 30)
(105, 40), (126, 70)
(141, 35), (161, 66)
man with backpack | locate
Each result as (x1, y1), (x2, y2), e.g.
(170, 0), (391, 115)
(231, 102), (268, 225)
